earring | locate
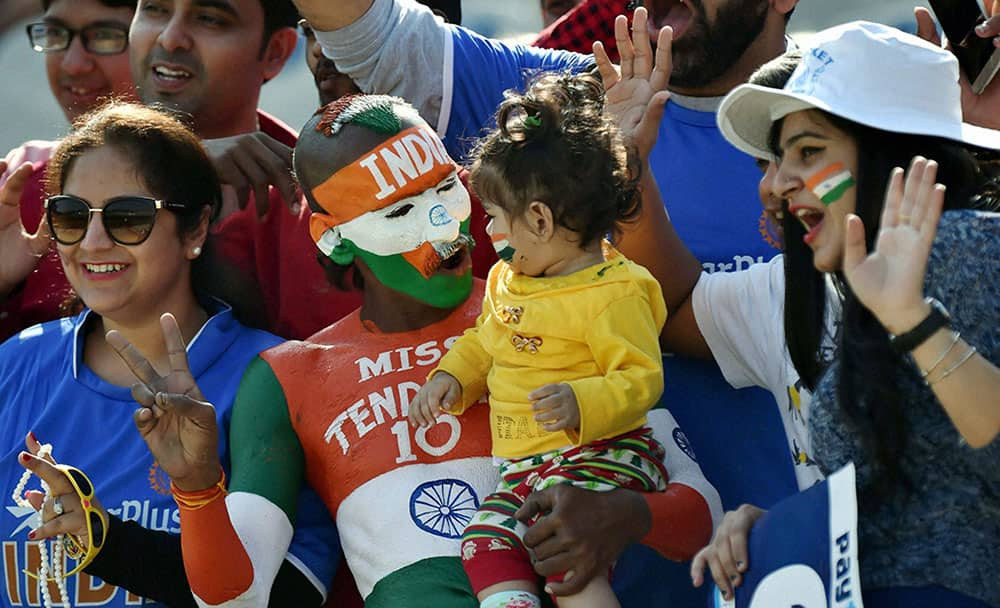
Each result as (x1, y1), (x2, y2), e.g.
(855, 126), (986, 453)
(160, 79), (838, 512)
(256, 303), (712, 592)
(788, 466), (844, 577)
(192, 246), (202, 257)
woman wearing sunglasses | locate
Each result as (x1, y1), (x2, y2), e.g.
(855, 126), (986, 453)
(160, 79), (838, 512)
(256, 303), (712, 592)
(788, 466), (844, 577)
(0, 0), (137, 344)
(0, 102), (338, 608)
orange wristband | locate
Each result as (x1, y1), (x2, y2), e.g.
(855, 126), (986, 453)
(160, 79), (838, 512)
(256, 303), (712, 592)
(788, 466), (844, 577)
(171, 469), (227, 511)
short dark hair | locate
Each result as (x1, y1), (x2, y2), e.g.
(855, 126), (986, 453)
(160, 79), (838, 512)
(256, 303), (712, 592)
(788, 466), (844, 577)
(48, 103), (221, 222)
(748, 48), (802, 89)
(41, 0), (134, 10)
(470, 71), (640, 249)
(261, 0), (300, 41)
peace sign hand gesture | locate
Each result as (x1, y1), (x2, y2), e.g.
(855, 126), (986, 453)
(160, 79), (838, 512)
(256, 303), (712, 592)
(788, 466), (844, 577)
(106, 313), (222, 492)
(594, 7), (673, 160)
(842, 157), (946, 335)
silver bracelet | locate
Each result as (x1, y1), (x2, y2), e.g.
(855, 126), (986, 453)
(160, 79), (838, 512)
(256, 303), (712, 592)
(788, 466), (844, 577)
(929, 344), (978, 386)
(919, 330), (961, 379)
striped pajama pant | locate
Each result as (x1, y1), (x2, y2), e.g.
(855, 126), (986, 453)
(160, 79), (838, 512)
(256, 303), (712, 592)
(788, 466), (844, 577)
(460, 427), (668, 598)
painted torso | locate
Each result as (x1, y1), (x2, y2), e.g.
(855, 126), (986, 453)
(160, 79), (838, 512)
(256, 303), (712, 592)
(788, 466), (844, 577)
(264, 282), (495, 601)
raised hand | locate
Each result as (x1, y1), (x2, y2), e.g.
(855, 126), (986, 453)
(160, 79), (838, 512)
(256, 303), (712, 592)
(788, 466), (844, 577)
(0, 161), (52, 297)
(203, 132), (299, 221)
(915, 3), (1000, 129)
(842, 157), (946, 335)
(594, 7), (673, 160)
(106, 313), (222, 491)
(409, 372), (461, 427)
(287, 0), (369, 32)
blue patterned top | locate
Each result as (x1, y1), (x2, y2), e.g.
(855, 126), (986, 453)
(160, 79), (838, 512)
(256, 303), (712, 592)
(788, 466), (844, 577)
(809, 209), (1000, 606)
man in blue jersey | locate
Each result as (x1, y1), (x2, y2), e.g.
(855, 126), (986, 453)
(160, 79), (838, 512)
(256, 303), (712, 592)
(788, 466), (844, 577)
(287, 0), (801, 604)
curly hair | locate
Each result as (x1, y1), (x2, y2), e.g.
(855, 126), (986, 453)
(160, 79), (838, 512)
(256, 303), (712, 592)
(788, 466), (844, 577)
(469, 71), (641, 248)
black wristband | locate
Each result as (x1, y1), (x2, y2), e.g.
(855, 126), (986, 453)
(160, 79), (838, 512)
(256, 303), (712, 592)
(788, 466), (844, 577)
(889, 297), (951, 354)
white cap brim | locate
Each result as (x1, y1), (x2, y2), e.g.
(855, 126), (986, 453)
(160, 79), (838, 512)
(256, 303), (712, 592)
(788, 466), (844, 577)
(718, 83), (1000, 161)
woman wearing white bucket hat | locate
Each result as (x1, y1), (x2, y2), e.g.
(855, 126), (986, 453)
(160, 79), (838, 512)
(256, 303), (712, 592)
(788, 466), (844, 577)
(597, 14), (1000, 606)
(680, 20), (1000, 607)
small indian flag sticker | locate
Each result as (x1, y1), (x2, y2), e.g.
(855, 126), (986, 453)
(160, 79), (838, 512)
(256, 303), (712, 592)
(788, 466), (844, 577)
(491, 233), (515, 262)
(805, 162), (855, 206)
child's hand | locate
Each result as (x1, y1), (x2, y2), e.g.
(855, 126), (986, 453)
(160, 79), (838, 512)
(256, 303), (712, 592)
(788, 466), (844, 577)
(529, 383), (580, 432)
(409, 372), (462, 428)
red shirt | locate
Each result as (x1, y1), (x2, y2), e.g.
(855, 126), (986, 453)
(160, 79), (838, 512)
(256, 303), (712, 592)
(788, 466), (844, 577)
(533, 0), (630, 63)
(0, 141), (75, 343)
(0, 112), (496, 343)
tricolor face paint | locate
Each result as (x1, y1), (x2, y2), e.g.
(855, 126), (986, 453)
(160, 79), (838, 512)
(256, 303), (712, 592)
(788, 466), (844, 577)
(491, 233), (515, 262)
(774, 110), (861, 273)
(301, 96), (475, 307)
(351, 220), (474, 309)
(805, 161), (856, 206)
(320, 171), (471, 260)
(482, 201), (519, 266)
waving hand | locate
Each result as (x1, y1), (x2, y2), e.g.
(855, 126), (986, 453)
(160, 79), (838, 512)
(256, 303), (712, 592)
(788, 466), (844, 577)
(0, 161), (52, 297)
(594, 7), (673, 159)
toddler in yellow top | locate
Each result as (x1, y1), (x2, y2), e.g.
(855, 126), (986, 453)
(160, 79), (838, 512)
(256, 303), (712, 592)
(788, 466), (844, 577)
(409, 72), (668, 608)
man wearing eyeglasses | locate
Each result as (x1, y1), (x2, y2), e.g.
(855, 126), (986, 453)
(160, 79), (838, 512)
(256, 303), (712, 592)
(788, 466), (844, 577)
(0, 0), (362, 344)
(1, 2), (348, 605)
(0, 0), (136, 343)
(28, 0), (134, 121)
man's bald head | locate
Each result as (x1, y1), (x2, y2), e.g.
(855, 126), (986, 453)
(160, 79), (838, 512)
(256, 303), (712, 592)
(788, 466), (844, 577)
(294, 95), (433, 213)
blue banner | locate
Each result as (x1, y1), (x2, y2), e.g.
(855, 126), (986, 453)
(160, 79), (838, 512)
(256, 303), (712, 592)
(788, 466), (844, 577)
(712, 463), (863, 608)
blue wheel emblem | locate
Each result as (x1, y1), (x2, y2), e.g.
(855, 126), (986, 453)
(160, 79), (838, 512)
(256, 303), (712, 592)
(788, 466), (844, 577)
(673, 428), (697, 461)
(429, 204), (453, 227)
(409, 479), (480, 538)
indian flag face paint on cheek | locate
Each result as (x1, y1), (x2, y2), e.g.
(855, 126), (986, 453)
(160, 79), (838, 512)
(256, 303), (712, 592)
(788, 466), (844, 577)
(492, 233), (515, 262)
(805, 162), (856, 206)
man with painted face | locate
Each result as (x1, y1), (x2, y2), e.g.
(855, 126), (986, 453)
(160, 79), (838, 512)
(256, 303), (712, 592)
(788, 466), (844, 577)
(289, 0), (798, 603)
(304, 97), (475, 309)
(122, 94), (719, 608)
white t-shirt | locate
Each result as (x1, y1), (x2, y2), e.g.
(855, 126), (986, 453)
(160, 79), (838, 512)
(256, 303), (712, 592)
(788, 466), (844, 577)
(692, 255), (839, 490)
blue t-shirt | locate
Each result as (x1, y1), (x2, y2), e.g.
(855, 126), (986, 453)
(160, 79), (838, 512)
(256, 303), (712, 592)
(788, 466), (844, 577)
(651, 101), (798, 511)
(0, 307), (339, 607)
(445, 30), (798, 606)
(441, 25), (593, 163)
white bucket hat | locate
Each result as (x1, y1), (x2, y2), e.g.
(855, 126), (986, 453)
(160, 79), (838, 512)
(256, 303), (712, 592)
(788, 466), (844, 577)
(718, 21), (1000, 160)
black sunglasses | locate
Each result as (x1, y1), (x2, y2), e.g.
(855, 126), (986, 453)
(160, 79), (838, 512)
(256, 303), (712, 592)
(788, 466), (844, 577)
(26, 21), (129, 55)
(45, 195), (190, 246)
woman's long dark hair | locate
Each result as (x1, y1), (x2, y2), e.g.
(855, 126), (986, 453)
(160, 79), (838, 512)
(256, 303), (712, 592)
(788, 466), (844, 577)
(776, 113), (999, 506)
